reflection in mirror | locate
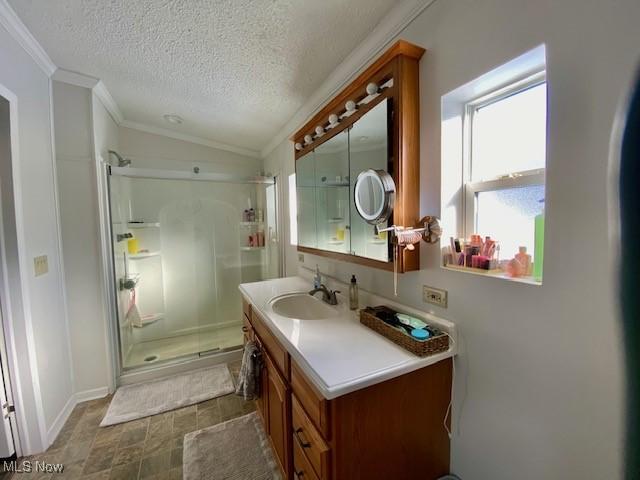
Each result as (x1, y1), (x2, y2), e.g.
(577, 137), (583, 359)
(314, 130), (350, 253)
(296, 150), (317, 248)
(349, 99), (391, 261)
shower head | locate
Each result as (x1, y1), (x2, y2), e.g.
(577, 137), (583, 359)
(108, 150), (132, 167)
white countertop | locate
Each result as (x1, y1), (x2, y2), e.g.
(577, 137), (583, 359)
(239, 275), (457, 400)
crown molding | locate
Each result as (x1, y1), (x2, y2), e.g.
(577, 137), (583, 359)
(52, 68), (124, 124)
(93, 81), (124, 124)
(52, 68), (99, 89)
(0, 0), (56, 76)
(120, 120), (261, 159)
(260, 0), (436, 158)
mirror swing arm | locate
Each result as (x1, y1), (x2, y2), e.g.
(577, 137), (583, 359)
(292, 40), (438, 273)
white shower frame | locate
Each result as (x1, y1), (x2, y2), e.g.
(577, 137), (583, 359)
(97, 163), (280, 387)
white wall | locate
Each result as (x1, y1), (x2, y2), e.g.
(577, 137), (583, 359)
(52, 81), (113, 399)
(0, 24), (73, 454)
(266, 0), (640, 478)
(119, 127), (262, 175)
(263, 138), (297, 275)
(93, 95), (120, 165)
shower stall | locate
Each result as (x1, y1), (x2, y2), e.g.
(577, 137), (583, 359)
(105, 165), (280, 375)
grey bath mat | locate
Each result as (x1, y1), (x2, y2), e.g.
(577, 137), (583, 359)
(183, 412), (281, 480)
(100, 364), (234, 426)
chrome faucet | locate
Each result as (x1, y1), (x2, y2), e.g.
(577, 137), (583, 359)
(308, 284), (340, 305)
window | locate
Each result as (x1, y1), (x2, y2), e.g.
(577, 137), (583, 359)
(463, 73), (547, 278)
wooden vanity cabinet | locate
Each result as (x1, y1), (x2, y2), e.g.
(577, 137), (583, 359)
(265, 353), (292, 477)
(242, 299), (452, 480)
(244, 301), (292, 478)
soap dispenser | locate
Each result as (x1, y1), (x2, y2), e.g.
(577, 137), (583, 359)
(349, 275), (359, 310)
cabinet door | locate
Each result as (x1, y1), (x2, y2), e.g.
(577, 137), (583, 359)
(266, 353), (291, 479)
(314, 130), (350, 254)
(349, 99), (392, 262)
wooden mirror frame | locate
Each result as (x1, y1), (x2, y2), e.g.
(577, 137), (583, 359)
(292, 40), (425, 273)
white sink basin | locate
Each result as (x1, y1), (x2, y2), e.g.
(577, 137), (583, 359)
(270, 293), (338, 320)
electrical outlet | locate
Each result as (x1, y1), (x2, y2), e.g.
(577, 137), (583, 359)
(423, 285), (447, 308)
(34, 255), (48, 277)
(298, 253), (304, 262)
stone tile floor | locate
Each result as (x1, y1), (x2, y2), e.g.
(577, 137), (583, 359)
(6, 361), (253, 479)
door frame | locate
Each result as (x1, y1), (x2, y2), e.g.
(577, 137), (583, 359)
(0, 83), (47, 456)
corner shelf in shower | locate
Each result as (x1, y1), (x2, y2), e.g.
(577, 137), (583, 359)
(321, 181), (350, 187)
(127, 222), (160, 229)
(128, 251), (162, 260)
(240, 246), (265, 251)
(239, 221), (264, 227)
(132, 312), (164, 328)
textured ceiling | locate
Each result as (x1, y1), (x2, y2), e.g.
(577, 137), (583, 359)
(9, 0), (398, 153)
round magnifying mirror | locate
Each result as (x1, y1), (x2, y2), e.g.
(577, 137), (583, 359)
(354, 169), (395, 224)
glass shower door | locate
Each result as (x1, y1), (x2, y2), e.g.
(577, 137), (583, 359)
(188, 178), (243, 356)
(109, 169), (278, 372)
(189, 178), (280, 356)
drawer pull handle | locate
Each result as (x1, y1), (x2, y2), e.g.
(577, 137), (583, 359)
(294, 427), (311, 448)
(242, 326), (249, 332)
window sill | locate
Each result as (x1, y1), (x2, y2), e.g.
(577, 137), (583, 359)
(442, 264), (542, 286)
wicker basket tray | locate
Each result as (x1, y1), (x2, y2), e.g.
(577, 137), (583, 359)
(360, 307), (449, 357)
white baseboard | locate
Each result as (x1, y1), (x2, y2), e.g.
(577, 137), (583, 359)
(45, 394), (76, 447)
(75, 386), (110, 403)
(45, 386), (110, 448)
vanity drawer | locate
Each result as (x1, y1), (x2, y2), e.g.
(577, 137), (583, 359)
(292, 395), (330, 480)
(291, 362), (330, 438)
(293, 434), (320, 480)
(251, 310), (290, 379)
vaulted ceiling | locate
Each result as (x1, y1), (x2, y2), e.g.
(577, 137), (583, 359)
(9, 0), (399, 154)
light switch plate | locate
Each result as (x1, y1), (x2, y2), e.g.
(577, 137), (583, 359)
(34, 255), (48, 277)
(423, 285), (447, 308)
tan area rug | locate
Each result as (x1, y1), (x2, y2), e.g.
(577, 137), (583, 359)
(100, 364), (234, 426)
(183, 412), (282, 480)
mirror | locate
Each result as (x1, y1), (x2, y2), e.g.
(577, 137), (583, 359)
(354, 169), (395, 224)
(296, 150), (318, 249)
(349, 99), (391, 261)
(314, 130), (350, 253)
(295, 99), (391, 262)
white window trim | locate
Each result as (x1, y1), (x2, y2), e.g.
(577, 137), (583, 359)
(461, 70), (547, 239)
